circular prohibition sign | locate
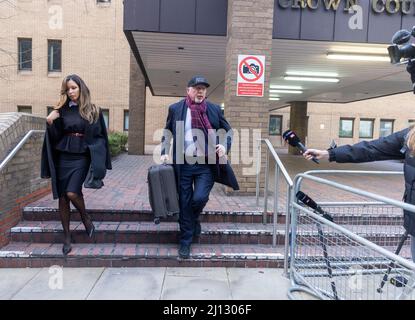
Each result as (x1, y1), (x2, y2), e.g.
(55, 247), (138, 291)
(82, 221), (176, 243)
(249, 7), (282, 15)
(238, 56), (264, 82)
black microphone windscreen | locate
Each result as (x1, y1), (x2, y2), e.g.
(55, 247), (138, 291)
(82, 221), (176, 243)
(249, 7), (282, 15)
(296, 191), (332, 221)
(392, 29), (411, 45)
(282, 130), (300, 147)
(296, 191), (318, 211)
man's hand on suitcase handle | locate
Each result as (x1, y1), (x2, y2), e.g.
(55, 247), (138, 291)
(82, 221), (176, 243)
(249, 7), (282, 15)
(160, 155), (169, 164)
(216, 144), (226, 158)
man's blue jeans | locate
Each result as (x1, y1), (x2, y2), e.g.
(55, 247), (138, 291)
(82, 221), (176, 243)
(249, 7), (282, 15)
(178, 163), (214, 246)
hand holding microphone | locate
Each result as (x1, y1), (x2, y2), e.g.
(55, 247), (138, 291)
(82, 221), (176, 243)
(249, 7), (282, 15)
(282, 130), (320, 164)
(303, 149), (329, 161)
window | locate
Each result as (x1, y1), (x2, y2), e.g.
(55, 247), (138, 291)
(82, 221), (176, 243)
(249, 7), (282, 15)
(123, 110), (129, 131)
(379, 119), (394, 138)
(409, 120), (415, 126)
(48, 40), (62, 72)
(269, 115), (282, 136)
(18, 38), (32, 71)
(102, 108), (109, 129)
(339, 118), (354, 138)
(359, 119), (374, 139)
(97, 0), (111, 2)
(17, 105), (32, 114)
(47, 106), (54, 115)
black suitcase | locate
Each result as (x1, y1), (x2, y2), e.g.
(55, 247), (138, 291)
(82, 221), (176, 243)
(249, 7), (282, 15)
(147, 164), (180, 224)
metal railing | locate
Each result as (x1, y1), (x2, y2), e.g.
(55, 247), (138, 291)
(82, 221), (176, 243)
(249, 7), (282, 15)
(255, 139), (293, 274)
(289, 172), (415, 300)
(0, 130), (44, 172)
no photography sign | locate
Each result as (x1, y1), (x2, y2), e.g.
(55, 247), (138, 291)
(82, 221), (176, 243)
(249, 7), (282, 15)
(237, 55), (265, 97)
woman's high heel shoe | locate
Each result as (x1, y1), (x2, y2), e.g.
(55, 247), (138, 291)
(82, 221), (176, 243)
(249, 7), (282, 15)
(62, 243), (72, 255)
(86, 223), (95, 239)
(82, 214), (96, 238)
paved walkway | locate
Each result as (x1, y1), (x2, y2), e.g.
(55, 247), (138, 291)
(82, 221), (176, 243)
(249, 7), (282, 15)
(29, 148), (404, 212)
(0, 267), (297, 300)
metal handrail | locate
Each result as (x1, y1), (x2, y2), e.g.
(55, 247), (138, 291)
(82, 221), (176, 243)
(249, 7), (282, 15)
(255, 139), (293, 275)
(255, 139), (293, 199)
(292, 202), (415, 270)
(304, 169), (403, 176)
(284, 170), (406, 278)
(0, 130), (44, 172)
(289, 173), (415, 299)
(294, 172), (410, 211)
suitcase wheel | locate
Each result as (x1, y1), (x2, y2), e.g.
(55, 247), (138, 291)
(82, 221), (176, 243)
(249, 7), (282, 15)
(154, 217), (160, 225)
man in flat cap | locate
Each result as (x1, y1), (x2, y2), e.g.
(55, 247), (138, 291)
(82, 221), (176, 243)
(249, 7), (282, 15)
(161, 75), (239, 259)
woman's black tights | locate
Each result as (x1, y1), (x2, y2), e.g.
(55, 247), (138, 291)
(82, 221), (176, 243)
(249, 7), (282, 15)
(59, 192), (94, 245)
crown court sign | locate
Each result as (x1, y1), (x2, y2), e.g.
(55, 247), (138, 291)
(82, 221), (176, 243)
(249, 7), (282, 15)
(237, 55), (265, 97)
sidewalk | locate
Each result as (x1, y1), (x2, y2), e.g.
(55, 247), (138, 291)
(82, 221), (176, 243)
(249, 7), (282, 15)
(0, 267), (298, 300)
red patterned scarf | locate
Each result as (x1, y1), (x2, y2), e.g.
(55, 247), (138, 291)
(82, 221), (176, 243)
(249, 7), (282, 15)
(185, 96), (217, 160)
(185, 96), (213, 131)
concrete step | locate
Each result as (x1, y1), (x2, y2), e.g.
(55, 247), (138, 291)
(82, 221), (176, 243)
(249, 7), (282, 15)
(22, 207), (404, 225)
(22, 207), (272, 224)
(0, 241), (411, 269)
(10, 221), (285, 245)
(10, 221), (409, 247)
(0, 242), (284, 268)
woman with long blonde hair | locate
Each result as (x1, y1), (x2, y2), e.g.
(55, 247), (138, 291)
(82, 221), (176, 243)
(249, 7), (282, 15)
(41, 74), (112, 255)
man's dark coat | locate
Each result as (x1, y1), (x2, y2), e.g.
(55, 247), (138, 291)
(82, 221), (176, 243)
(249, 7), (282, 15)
(161, 99), (239, 191)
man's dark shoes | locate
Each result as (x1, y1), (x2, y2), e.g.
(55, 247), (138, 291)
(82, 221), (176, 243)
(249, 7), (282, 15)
(193, 221), (201, 237)
(178, 244), (191, 259)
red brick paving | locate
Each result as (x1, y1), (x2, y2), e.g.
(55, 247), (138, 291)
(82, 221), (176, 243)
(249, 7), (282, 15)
(26, 151), (405, 213)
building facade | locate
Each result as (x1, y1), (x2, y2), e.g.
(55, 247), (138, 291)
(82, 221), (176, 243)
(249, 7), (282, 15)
(0, 0), (130, 132)
(268, 91), (415, 149)
(3, 0), (415, 194)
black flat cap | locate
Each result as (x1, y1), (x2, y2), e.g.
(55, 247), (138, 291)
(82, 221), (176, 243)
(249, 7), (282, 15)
(187, 75), (210, 88)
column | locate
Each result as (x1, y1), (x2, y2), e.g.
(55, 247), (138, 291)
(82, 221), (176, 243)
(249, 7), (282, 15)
(224, 0), (274, 195)
(288, 101), (308, 155)
(128, 51), (146, 155)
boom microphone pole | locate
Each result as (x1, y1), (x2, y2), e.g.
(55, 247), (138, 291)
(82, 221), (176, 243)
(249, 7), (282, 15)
(296, 191), (338, 300)
(377, 230), (409, 293)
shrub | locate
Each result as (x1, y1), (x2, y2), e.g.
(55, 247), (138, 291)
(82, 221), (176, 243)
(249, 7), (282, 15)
(108, 131), (128, 157)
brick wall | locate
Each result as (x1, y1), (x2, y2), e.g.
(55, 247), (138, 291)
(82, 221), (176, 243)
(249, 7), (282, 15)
(0, 113), (50, 247)
(224, 0), (274, 195)
(307, 92), (415, 149)
(128, 51), (146, 155)
(0, 113), (45, 162)
(264, 92), (415, 151)
(144, 88), (184, 154)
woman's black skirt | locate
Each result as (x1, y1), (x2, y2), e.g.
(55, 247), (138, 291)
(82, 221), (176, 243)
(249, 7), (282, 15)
(56, 151), (90, 197)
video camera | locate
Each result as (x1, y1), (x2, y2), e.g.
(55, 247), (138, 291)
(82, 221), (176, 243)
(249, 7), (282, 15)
(242, 63), (260, 74)
(387, 26), (415, 64)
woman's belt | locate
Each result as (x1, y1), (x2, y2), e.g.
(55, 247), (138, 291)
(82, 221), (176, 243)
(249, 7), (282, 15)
(65, 132), (85, 137)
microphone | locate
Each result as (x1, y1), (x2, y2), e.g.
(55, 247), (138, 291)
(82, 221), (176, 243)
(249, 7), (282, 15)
(283, 130), (319, 164)
(296, 191), (333, 222)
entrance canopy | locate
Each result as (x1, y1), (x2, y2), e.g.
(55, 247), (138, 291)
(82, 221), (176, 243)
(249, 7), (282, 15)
(124, 0), (414, 108)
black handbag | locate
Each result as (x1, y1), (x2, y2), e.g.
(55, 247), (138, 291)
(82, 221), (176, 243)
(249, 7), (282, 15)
(83, 166), (104, 189)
